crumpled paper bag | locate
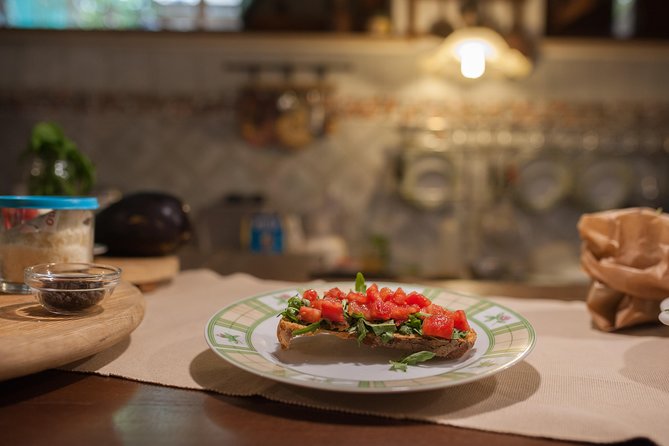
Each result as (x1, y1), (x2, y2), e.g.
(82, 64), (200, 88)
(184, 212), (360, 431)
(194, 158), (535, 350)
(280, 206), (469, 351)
(578, 207), (669, 331)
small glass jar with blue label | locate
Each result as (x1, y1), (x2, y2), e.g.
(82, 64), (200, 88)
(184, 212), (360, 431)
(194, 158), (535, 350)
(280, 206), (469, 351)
(245, 212), (284, 254)
(0, 196), (99, 294)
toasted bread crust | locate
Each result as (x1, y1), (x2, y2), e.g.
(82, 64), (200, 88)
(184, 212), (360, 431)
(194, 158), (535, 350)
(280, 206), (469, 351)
(277, 318), (476, 359)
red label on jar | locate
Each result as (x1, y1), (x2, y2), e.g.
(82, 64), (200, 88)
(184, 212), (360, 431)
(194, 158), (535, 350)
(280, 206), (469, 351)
(1, 208), (40, 230)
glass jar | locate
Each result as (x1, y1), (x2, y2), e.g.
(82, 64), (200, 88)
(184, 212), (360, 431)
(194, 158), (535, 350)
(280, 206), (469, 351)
(0, 196), (99, 294)
(25, 262), (121, 315)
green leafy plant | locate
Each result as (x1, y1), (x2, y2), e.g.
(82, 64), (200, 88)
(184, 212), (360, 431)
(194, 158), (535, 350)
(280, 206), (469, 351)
(23, 122), (95, 196)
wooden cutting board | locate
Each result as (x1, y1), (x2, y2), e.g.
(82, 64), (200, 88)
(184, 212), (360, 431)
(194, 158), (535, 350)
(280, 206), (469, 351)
(95, 255), (180, 291)
(0, 281), (144, 382)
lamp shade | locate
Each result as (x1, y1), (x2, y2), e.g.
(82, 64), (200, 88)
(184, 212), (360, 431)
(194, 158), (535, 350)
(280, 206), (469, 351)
(423, 27), (533, 80)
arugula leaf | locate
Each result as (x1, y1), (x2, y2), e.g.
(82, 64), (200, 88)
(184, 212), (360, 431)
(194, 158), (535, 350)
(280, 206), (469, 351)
(389, 361), (408, 372)
(279, 295), (309, 324)
(355, 272), (366, 293)
(280, 307), (300, 323)
(398, 325), (413, 335)
(398, 313), (423, 336)
(379, 331), (394, 344)
(341, 299), (349, 319)
(452, 328), (468, 339)
(363, 320), (396, 344)
(400, 350), (436, 364)
(347, 313), (398, 345)
(286, 295), (308, 309)
(355, 318), (368, 345)
(363, 320), (396, 336)
(389, 351), (436, 372)
(292, 321), (322, 335)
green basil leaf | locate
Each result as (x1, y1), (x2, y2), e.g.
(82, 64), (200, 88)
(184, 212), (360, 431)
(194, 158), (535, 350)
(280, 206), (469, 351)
(355, 272), (366, 293)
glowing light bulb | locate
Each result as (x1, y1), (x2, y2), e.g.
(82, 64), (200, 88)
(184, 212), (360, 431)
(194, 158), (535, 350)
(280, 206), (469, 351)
(457, 41), (486, 79)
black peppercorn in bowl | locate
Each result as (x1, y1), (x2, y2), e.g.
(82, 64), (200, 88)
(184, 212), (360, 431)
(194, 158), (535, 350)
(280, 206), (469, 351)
(24, 263), (121, 315)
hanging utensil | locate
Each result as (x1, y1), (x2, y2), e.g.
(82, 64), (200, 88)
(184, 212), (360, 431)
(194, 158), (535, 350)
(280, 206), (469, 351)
(430, 0), (454, 37)
(274, 65), (313, 150)
(506, 0), (534, 59)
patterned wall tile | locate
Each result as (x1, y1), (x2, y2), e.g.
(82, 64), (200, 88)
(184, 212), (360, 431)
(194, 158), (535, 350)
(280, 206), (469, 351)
(2, 36), (669, 281)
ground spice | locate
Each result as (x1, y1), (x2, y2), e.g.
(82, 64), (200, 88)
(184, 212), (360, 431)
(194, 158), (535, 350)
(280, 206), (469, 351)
(37, 279), (106, 313)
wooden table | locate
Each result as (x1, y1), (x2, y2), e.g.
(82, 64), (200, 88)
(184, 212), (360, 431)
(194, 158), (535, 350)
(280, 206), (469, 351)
(1, 280), (631, 446)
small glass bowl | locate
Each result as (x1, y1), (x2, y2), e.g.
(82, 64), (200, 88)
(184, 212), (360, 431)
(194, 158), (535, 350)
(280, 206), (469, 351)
(24, 263), (121, 315)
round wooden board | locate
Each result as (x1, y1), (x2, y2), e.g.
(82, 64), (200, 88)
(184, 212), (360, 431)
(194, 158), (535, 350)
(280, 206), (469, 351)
(0, 281), (144, 381)
(95, 255), (179, 291)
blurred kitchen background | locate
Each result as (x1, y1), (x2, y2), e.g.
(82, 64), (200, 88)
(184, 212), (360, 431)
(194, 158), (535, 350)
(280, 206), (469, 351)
(1, 0), (669, 283)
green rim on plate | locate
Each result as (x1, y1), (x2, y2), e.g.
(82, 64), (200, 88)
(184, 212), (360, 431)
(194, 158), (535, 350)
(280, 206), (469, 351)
(204, 282), (535, 393)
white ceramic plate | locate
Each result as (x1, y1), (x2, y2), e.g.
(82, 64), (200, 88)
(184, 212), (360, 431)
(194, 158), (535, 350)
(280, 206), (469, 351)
(204, 282), (535, 393)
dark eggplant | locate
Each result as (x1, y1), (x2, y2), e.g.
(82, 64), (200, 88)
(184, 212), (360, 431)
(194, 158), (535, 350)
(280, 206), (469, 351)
(95, 191), (192, 257)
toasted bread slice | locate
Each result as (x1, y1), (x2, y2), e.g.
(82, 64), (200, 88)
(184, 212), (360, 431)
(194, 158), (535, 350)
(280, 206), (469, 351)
(277, 318), (476, 359)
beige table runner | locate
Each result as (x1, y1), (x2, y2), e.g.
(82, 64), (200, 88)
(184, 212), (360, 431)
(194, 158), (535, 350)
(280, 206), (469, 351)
(64, 269), (669, 445)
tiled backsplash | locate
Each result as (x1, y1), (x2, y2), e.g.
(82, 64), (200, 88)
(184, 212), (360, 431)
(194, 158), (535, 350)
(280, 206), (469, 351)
(2, 32), (669, 282)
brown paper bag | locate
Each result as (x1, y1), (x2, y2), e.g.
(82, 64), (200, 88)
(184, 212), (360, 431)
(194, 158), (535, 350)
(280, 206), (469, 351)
(578, 207), (669, 331)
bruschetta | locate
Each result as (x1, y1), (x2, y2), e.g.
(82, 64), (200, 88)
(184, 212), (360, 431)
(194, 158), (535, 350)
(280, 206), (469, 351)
(277, 274), (476, 360)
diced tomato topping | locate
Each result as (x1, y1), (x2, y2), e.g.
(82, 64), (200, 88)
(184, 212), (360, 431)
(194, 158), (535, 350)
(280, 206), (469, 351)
(392, 287), (407, 305)
(366, 283), (380, 302)
(423, 303), (448, 317)
(379, 287), (393, 301)
(405, 292), (431, 308)
(370, 298), (392, 321)
(452, 309), (470, 331)
(324, 287), (346, 301)
(388, 302), (416, 323)
(422, 314), (454, 339)
(303, 289), (319, 303)
(320, 299), (345, 323)
(348, 302), (372, 320)
(299, 306), (322, 323)
(346, 291), (368, 304)
(296, 282), (468, 332)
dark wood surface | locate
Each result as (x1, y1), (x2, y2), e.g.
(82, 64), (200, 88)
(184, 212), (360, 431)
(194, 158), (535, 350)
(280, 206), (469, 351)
(0, 280), (651, 446)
